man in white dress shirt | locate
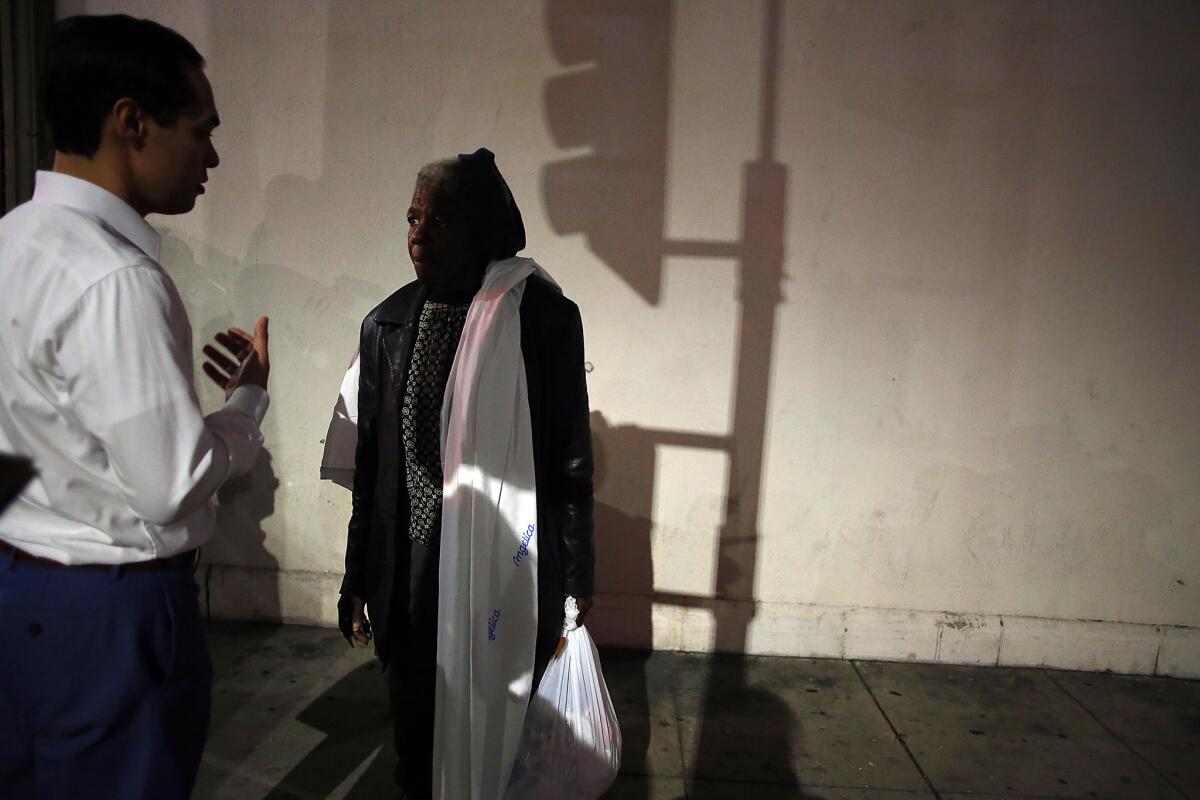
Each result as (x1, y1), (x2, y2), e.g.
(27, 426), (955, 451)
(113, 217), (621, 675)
(0, 15), (270, 798)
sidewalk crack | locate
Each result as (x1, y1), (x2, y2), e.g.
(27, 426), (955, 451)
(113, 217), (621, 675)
(850, 660), (943, 799)
(1044, 669), (1188, 799)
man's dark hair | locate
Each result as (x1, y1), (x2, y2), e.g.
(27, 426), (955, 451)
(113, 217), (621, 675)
(41, 15), (205, 156)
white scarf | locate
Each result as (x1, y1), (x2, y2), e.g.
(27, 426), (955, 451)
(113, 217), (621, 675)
(434, 256), (556, 799)
(318, 352), (360, 490)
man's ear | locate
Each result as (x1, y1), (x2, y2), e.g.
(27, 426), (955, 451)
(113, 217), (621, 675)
(111, 97), (147, 149)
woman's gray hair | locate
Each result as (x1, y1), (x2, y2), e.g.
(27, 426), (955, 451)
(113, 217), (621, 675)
(414, 158), (464, 197)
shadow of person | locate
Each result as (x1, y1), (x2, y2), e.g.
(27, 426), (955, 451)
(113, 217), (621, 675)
(684, 657), (801, 798)
(590, 411), (655, 647)
(205, 448), (283, 618)
(588, 411), (656, 797)
(262, 660), (395, 800)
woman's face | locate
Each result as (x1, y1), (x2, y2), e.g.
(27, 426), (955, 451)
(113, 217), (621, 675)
(406, 182), (487, 292)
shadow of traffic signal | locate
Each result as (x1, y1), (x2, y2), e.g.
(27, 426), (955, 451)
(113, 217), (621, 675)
(542, 0), (673, 305)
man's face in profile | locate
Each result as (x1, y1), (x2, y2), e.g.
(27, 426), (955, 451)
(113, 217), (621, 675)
(132, 67), (221, 215)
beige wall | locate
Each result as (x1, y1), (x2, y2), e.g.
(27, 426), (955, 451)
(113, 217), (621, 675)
(59, 1), (1200, 675)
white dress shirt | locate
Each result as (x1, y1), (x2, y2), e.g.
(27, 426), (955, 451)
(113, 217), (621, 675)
(0, 171), (269, 564)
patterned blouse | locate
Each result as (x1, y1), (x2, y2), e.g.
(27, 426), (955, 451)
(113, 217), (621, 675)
(401, 298), (470, 546)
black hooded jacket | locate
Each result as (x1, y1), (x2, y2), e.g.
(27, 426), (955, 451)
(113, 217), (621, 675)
(340, 276), (594, 678)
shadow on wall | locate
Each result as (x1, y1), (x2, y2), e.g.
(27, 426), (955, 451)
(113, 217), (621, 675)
(161, 171), (387, 428)
(588, 413), (655, 792)
(542, 0), (672, 304)
(202, 448), (282, 618)
(162, 2), (398, 624)
(162, 190), (378, 613)
(161, 171), (387, 620)
(545, 0), (798, 792)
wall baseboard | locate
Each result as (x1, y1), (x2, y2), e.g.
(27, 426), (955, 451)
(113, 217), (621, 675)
(198, 565), (1200, 679)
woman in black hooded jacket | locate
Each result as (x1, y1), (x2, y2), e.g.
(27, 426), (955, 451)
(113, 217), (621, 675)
(337, 149), (595, 798)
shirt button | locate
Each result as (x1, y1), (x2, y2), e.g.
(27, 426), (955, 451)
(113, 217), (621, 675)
(28, 621), (43, 636)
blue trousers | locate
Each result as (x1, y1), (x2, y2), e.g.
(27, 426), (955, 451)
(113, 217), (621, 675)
(0, 553), (211, 799)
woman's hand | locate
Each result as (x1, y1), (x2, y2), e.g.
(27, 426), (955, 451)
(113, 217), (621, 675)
(575, 595), (594, 627)
(337, 593), (372, 646)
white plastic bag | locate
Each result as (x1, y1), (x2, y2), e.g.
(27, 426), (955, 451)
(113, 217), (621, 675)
(506, 597), (622, 799)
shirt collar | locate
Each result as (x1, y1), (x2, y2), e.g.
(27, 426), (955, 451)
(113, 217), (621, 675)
(32, 170), (162, 261)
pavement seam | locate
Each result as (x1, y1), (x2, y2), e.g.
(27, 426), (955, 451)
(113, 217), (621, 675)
(849, 660), (943, 800)
(1042, 669), (1190, 799)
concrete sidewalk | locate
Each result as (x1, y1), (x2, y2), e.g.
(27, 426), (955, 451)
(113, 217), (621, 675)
(195, 622), (1198, 799)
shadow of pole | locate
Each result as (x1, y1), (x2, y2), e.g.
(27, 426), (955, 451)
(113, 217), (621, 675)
(683, 1), (790, 791)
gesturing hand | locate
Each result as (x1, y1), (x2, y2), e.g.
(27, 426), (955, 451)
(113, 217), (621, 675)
(202, 316), (270, 398)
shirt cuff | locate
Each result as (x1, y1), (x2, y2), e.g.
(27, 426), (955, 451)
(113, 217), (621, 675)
(225, 385), (270, 426)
